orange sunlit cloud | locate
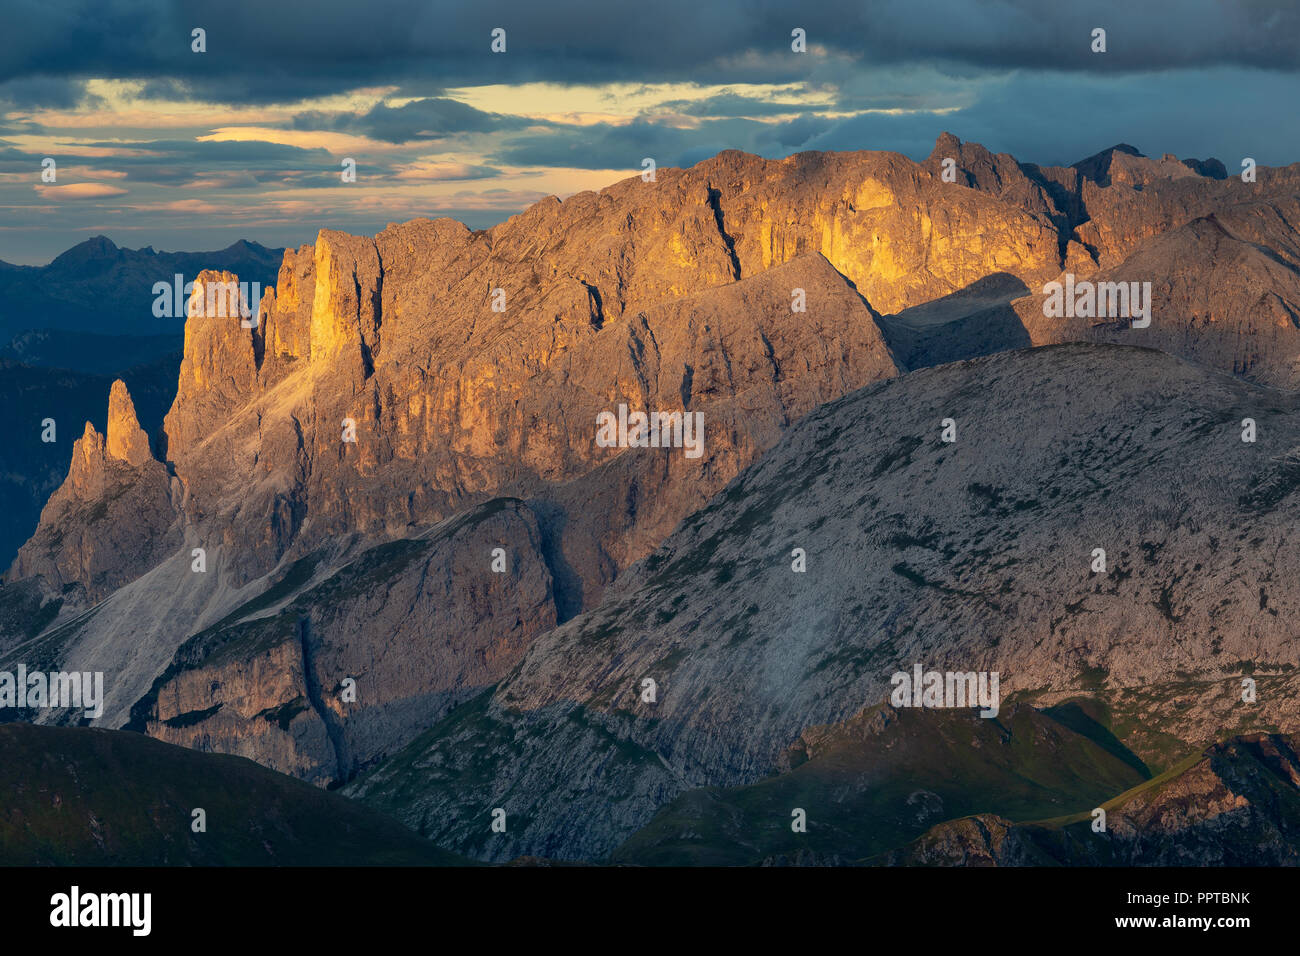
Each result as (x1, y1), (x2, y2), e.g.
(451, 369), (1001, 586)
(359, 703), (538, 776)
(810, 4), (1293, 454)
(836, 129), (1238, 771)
(34, 183), (129, 199)
(392, 161), (498, 181)
(198, 127), (389, 154)
(128, 199), (227, 214)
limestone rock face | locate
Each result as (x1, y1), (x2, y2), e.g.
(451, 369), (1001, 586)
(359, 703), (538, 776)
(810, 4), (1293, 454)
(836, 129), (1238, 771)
(1071, 152), (1300, 270)
(518, 252), (901, 612)
(925, 133), (1300, 280)
(113, 248), (899, 763)
(165, 270), (261, 456)
(700, 147), (1065, 315)
(29, 139), (1271, 609)
(922, 132), (1071, 235)
(913, 133), (1300, 386)
(347, 344), (1300, 861)
(6, 146), (921, 742)
(16, 140), (1300, 615)
(118, 142), (1065, 604)
(67, 422), (107, 498)
(133, 498), (556, 786)
(1020, 198), (1300, 386)
(51, 180), (911, 601)
(0, 350), (182, 576)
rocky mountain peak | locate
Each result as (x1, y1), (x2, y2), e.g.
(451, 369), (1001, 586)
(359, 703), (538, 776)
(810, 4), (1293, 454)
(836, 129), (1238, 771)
(105, 379), (153, 467)
(1072, 143), (1145, 184)
(7, 379), (179, 601)
(67, 421), (108, 497)
(48, 235), (119, 269)
(163, 269), (263, 461)
(19, 382), (157, 517)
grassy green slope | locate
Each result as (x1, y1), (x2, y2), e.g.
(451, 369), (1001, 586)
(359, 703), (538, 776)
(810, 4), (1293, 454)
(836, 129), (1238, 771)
(612, 702), (1149, 865)
(0, 723), (469, 866)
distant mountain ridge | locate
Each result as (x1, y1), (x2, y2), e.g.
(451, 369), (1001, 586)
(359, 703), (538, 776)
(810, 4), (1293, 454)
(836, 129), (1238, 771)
(0, 235), (283, 343)
(2, 328), (182, 376)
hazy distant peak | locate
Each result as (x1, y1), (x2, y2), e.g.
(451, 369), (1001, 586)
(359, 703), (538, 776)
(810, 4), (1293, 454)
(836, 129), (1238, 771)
(48, 235), (120, 268)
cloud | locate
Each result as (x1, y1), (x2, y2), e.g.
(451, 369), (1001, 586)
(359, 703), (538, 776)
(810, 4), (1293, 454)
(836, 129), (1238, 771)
(62, 137), (331, 170)
(179, 171), (263, 189)
(198, 127), (381, 154)
(0, 76), (100, 110)
(4, 0), (1300, 266)
(60, 166), (128, 179)
(353, 98), (525, 142)
(415, 187), (551, 211)
(489, 115), (836, 170)
(4, 1), (1297, 108)
(33, 182), (128, 199)
(655, 92), (829, 118)
(800, 67), (1300, 168)
(392, 160), (502, 181)
(129, 198), (226, 214)
(289, 97), (528, 145)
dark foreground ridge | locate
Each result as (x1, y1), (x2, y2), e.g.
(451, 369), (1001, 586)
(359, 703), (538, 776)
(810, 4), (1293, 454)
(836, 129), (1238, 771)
(0, 723), (469, 865)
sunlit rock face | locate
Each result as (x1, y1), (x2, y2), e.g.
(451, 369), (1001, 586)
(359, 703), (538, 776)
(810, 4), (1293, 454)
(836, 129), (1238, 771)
(21, 147), (954, 606)
(1019, 196), (1300, 388)
(137, 498), (558, 787)
(18, 136), (1300, 608)
(105, 379), (153, 468)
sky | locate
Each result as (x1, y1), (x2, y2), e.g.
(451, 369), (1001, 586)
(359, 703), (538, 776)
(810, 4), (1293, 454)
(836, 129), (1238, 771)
(1, 0), (1299, 264)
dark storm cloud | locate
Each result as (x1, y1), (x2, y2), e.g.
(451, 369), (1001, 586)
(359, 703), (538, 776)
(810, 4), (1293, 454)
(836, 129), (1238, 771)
(293, 98), (526, 142)
(656, 93), (823, 118)
(0, 145), (41, 172)
(357, 99), (529, 140)
(77, 138), (327, 164)
(46, 138), (341, 187)
(3, 0), (1297, 105)
(488, 59), (1300, 174)
(490, 115), (837, 170)
(801, 67), (1300, 168)
(5, 0), (1300, 267)
(0, 76), (100, 110)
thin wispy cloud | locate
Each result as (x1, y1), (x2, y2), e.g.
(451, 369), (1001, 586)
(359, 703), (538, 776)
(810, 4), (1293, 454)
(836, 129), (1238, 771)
(34, 182), (128, 199)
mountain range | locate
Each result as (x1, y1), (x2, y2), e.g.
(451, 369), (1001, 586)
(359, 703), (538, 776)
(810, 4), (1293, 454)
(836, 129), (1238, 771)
(4, 133), (1300, 865)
